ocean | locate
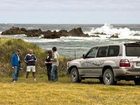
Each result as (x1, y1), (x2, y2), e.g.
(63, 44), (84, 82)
(1, 24), (140, 58)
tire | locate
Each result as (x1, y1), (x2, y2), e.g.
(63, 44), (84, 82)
(134, 78), (140, 85)
(70, 67), (81, 83)
(103, 68), (116, 85)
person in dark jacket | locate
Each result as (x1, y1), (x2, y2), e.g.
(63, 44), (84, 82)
(45, 50), (53, 81)
(11, 49), (21, 82)
(24, 49), (37, 81)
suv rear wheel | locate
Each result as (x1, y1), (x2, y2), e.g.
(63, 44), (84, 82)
(103, 69), (116, 85)
(70, 67), (81, 83)
(134, 78), (140, 85)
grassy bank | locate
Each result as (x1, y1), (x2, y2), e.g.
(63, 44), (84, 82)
(0, 38), (68, 77)
(0, 38), (44, 77)
(0, 76), (140, 105)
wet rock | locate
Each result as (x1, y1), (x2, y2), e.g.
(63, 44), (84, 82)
(42, 30), (60, 39)
(1, 27), (26, 35)
(58, 30), (68, 36)
(25, 29), (42, 37)
(1, 27), (89, 38)
(68, 27), (87, 37)
(110, 34), (119, 38)
(41, 28), (88, 38)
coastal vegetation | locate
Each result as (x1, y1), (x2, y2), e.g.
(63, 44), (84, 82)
(0, 38), (68, 77)
(0, 38), (140, 105)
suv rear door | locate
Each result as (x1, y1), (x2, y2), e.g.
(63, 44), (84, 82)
(125, 43), (140, 69)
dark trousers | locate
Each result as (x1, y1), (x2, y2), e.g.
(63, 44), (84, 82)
(46, 65), (52, 81)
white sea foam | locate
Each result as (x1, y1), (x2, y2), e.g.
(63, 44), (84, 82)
(85, 24), (140, 39)
(60, 36), (89, 42)
(23, 38), (60, 43)
(22, 36), (105, 43)
(60, 36), (101, 42)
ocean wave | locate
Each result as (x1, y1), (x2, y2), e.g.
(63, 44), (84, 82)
(23, 36), (104, 43)
(59, 36), (102, 42)
(23, 38), (60, 43)
(0, 34), (27, 38)
(85, 24), (140, 39)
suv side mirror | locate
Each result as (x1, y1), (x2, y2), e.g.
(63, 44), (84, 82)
(83, 54), (86, 59)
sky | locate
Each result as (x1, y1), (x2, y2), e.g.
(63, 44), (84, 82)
(0, 0), (140, 24)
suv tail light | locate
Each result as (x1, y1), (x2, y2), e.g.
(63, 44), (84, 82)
(120, 59), (130, 67)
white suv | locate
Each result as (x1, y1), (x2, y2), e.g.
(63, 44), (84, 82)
(67, 42), (140, 85)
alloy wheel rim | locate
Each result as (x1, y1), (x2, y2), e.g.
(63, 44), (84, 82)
(105, 72), (112, 84)
(72, 70), (77, 80)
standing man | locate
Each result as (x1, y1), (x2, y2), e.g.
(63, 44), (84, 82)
(24, 49), (37, 81)
(11, 49), (21, 82)
(51, 47), (59, 81)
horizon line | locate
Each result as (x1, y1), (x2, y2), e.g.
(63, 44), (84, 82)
(0, 23), (140, 25)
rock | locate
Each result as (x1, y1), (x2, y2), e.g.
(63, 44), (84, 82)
(110, 34), (119, 38)
(1, 27), (26, 35)
(21, 28), (27, 32)
(42, 28), (88, 39)
(42, 30), (60, 39)
(1, 27), (89, 38)
(94, 32), (107, 35)
(68, 27), (87, 37)
(25, 29), (42, 37)
(134, 33), (140, 36)
(58, 30), (68, 36)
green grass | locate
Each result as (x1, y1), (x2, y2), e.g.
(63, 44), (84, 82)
(0, 76), (140, 105)
(0, 38), (140, 105)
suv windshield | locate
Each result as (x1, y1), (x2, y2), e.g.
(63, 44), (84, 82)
(86, 47), (98, 58)
(125, 43), (140, 56)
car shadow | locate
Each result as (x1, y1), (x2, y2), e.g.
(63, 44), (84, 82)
(80, 79), (135, 86)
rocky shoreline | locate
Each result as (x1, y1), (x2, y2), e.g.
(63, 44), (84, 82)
(1, 27), (89, 39)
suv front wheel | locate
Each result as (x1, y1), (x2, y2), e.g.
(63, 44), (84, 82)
(103, 68), (116, 85)
(70, 67), (81, 83)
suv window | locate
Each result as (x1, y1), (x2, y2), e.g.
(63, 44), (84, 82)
(86, 47), (98, 58)
(97, 46), (108, 57)
(108, 46), (119, 57)
(125, 43), (140, 56)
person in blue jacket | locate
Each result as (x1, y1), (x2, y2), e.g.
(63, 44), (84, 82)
(11, 49), (21, 82)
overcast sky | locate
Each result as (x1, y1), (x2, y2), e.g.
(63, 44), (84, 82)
(0, 0), (140, 24)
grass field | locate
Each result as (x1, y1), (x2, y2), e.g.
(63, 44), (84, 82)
(0, 38), (139, 105)
(0, 76), (140, 105)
